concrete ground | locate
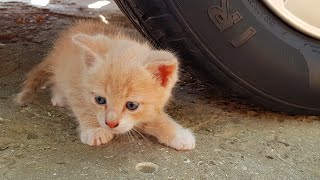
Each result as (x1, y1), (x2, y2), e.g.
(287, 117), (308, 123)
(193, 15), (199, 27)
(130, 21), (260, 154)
(1, 1), (320, 179)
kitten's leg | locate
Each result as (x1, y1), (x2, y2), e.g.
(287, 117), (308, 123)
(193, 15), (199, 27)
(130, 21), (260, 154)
(50, 85), (66, 107)
(72, 106), (114, 146)
(16, 60), (52, 105)
(139, 113), (195, 150)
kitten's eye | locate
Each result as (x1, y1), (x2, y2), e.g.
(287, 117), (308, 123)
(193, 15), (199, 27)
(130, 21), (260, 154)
(95, 96), (107, 105)
(126, 101), (139, 111)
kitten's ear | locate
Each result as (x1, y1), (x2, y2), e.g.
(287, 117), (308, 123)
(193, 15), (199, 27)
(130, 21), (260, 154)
(146, 50), (179, 88)
(72, 34), (109, 69)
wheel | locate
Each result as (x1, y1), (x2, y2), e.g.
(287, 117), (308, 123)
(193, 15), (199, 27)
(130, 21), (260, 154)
(114, 0), (320, 115)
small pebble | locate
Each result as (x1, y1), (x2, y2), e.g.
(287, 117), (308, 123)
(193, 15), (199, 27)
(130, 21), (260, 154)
(265, 133), (276, 141)
(27, 133), (39, 140)
(183, 158), (191, 163)
(32, 37), (47, 43)
(198, 161), (203, 165)
(242, 166), (248, 171)
(0, 145), (9, 151)
(35, 15), (45, 22)
(16, 17), (26, 24)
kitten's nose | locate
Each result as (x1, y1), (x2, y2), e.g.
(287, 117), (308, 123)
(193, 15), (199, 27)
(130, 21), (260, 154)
(105, 120), (119, 128)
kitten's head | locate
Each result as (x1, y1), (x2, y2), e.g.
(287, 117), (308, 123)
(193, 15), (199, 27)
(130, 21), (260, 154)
(72, 33), (178, 134)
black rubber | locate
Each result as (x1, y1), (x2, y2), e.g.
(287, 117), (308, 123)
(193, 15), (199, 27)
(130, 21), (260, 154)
(114, 0), (320, 115)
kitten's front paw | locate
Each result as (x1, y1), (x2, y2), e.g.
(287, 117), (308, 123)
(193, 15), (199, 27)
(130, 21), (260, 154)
(80, 128), (114, 146)
(167, 128), (196, 151)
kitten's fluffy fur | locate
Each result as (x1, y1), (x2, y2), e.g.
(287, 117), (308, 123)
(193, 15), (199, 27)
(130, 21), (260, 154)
(16, 20), (195, 150)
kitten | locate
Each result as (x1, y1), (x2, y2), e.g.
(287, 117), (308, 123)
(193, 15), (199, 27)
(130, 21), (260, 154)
(16, 20), (195, 150)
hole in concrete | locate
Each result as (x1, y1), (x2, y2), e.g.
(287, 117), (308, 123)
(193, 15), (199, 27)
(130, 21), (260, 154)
(135, 162), (158, 174)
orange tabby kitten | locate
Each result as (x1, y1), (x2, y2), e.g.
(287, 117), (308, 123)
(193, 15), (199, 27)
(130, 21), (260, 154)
(16, 20), (195, 150)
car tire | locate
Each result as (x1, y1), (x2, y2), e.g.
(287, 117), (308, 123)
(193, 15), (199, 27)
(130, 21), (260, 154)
(114, 0), (320, 115)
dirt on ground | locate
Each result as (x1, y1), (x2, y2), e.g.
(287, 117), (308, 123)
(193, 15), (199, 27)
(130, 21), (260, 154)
(0, 1), (320, 180)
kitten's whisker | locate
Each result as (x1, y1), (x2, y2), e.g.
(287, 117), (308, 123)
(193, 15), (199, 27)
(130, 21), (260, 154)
(134, 125), (156, 135)
(128, 130), (135, 142)
(113, 133), (119, 140)
(130, 130), (138, 140)
(131, 129), (139, 139)
(132, 128), (151, 144)
(125, 131), (131, 142)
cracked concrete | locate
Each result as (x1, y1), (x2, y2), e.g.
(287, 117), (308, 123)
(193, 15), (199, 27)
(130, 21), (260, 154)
(1, 1), (320, 179)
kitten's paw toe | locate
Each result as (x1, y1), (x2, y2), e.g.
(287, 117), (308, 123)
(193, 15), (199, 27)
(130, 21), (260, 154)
(80, 128), (114, 146)
(51, 95), (65, 107)
(168, 128), (195, 150)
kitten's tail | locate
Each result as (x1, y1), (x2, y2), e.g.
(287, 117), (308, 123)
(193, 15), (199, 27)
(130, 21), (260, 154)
(15, 59), (53, 105)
